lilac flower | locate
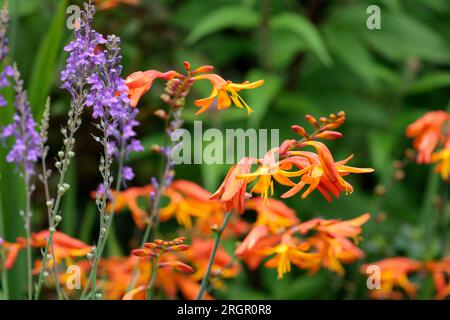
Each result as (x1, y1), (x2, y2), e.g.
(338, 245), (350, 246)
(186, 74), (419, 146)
(60, 2), (106, 98)
(0, 3), (11, 108)
(1, 65), (40, 182)
(86, 33), (143, 186)
(122, 166), (134, 182)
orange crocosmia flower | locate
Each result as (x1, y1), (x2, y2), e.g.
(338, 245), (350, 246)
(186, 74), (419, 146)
(361, 257), (422, 299)
(186, 238), (240, 282)
(294, 214), (370, 275)
(30, 231), (93, 270)
(2, 240), (25, 270)
(283, 141), (374, 201)
(159, 180), (222, 229)
(406, 110), (449, 164)
(106, 185), (154, 229)
(245, 197), (299, 233)
(193, 74), (264, 115)
(426, 257), (450, 300)
(125, 70), (178, 107)
(430, 134), (450, 180)
(97, 0), (139, 11)
(261, 241), (320, 279)
(211, 157), (255, 214)
(238, 149), (308, 201)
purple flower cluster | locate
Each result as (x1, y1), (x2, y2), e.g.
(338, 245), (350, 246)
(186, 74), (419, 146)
(110, 108), (144, 185)
(84, 31), (143, 185)
(1, 65), (40, 181)
(60, 2), (107, 97)
(0, 3), (11, 107)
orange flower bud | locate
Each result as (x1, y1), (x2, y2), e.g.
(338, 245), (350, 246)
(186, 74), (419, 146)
(159, 261), (195, 274)
(315, 131), (343, 140)
(192, 65), (214, 75)
(131, 248), (155, 257)
(165, 244), (190, 252)
(305, 114), (319, 128)
(291, 125), (308, 137)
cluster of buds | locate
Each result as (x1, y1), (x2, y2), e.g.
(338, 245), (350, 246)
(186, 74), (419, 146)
(291, 111), (345, 143)
(131, 237), (194, 274)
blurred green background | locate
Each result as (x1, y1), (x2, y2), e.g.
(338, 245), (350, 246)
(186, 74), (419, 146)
(1, 0), (450, 299)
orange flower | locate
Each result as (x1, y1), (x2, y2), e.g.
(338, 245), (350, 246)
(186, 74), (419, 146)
(426, 257), (450, 299)
(406, 110), (449, 164)
(292, 213), (370, 275)
(160, 180), (222, 229)
(31, 231), (93, 270)
(361, 257), (422, 299)
(193, 74), (264, 115)
(210, 157), (255, 213)
(430, 133), (450, 180)
(245, 197), (299, 233)
(97, 0), (139, 11)
(261, 241), (320, 279)
(283, 141), (374, 201)
(238, 149), (308, 201)
(125, 70), (178, 107)
(186, 238), (240, 282)
(107, 185), (154, 229)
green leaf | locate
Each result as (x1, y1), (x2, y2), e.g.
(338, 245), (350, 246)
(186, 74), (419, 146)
(270, 12), (332, 67)
(185, 6), (259, 44)
(409, 72), (450, 94)
(28, 0), (68, 120)
(364, 12), (450, 64)
(324, 26), (378, 87)
(246, 70), (281, 128)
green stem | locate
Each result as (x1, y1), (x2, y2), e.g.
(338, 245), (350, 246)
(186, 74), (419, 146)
(34, 92), (84, 300)
(0, 243), (8, 300)
(83, 130), (126, 300)
(196, 211), (232, 300)
(147, 256), (159, 300)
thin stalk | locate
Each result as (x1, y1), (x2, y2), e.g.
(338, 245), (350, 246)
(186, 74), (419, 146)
(440, 181), (449, 257)
(34, 91), (84, 300)
(38, 101), (63, 300)
(147, 256), (159, 300)
(196, 211), (232, 300)
(0, 245), (8, 299)
(79, 149), (125, 299)
(23, 176), (32, 300)
(126, 142), (173, 292)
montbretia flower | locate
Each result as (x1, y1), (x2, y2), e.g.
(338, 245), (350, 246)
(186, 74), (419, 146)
(261, 241), (320, 279)
(245, 197), (299, 233)
(238, 149), (308, 201)
(430, 132), (450, 180)
(104, 185), (154, 229)
(186, 238), (240, 284)
(210, 157), (255, 213)
(283, 141), (374, 201)
(193, 74), (264, 115)
(406, 111), (449, 164)
(4, 231), (93, 271)
(159, 180), (222, 229)
(361, 257), (422, 299)
(426, 257), (450, 300)
(299, 214), (370, 275)
(97, 0), (139, 11)
(125, 70), (178, 107)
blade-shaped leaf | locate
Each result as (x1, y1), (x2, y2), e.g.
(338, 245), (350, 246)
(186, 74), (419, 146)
(28, 0), (68, 120)
(186, 6), (259, 45)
